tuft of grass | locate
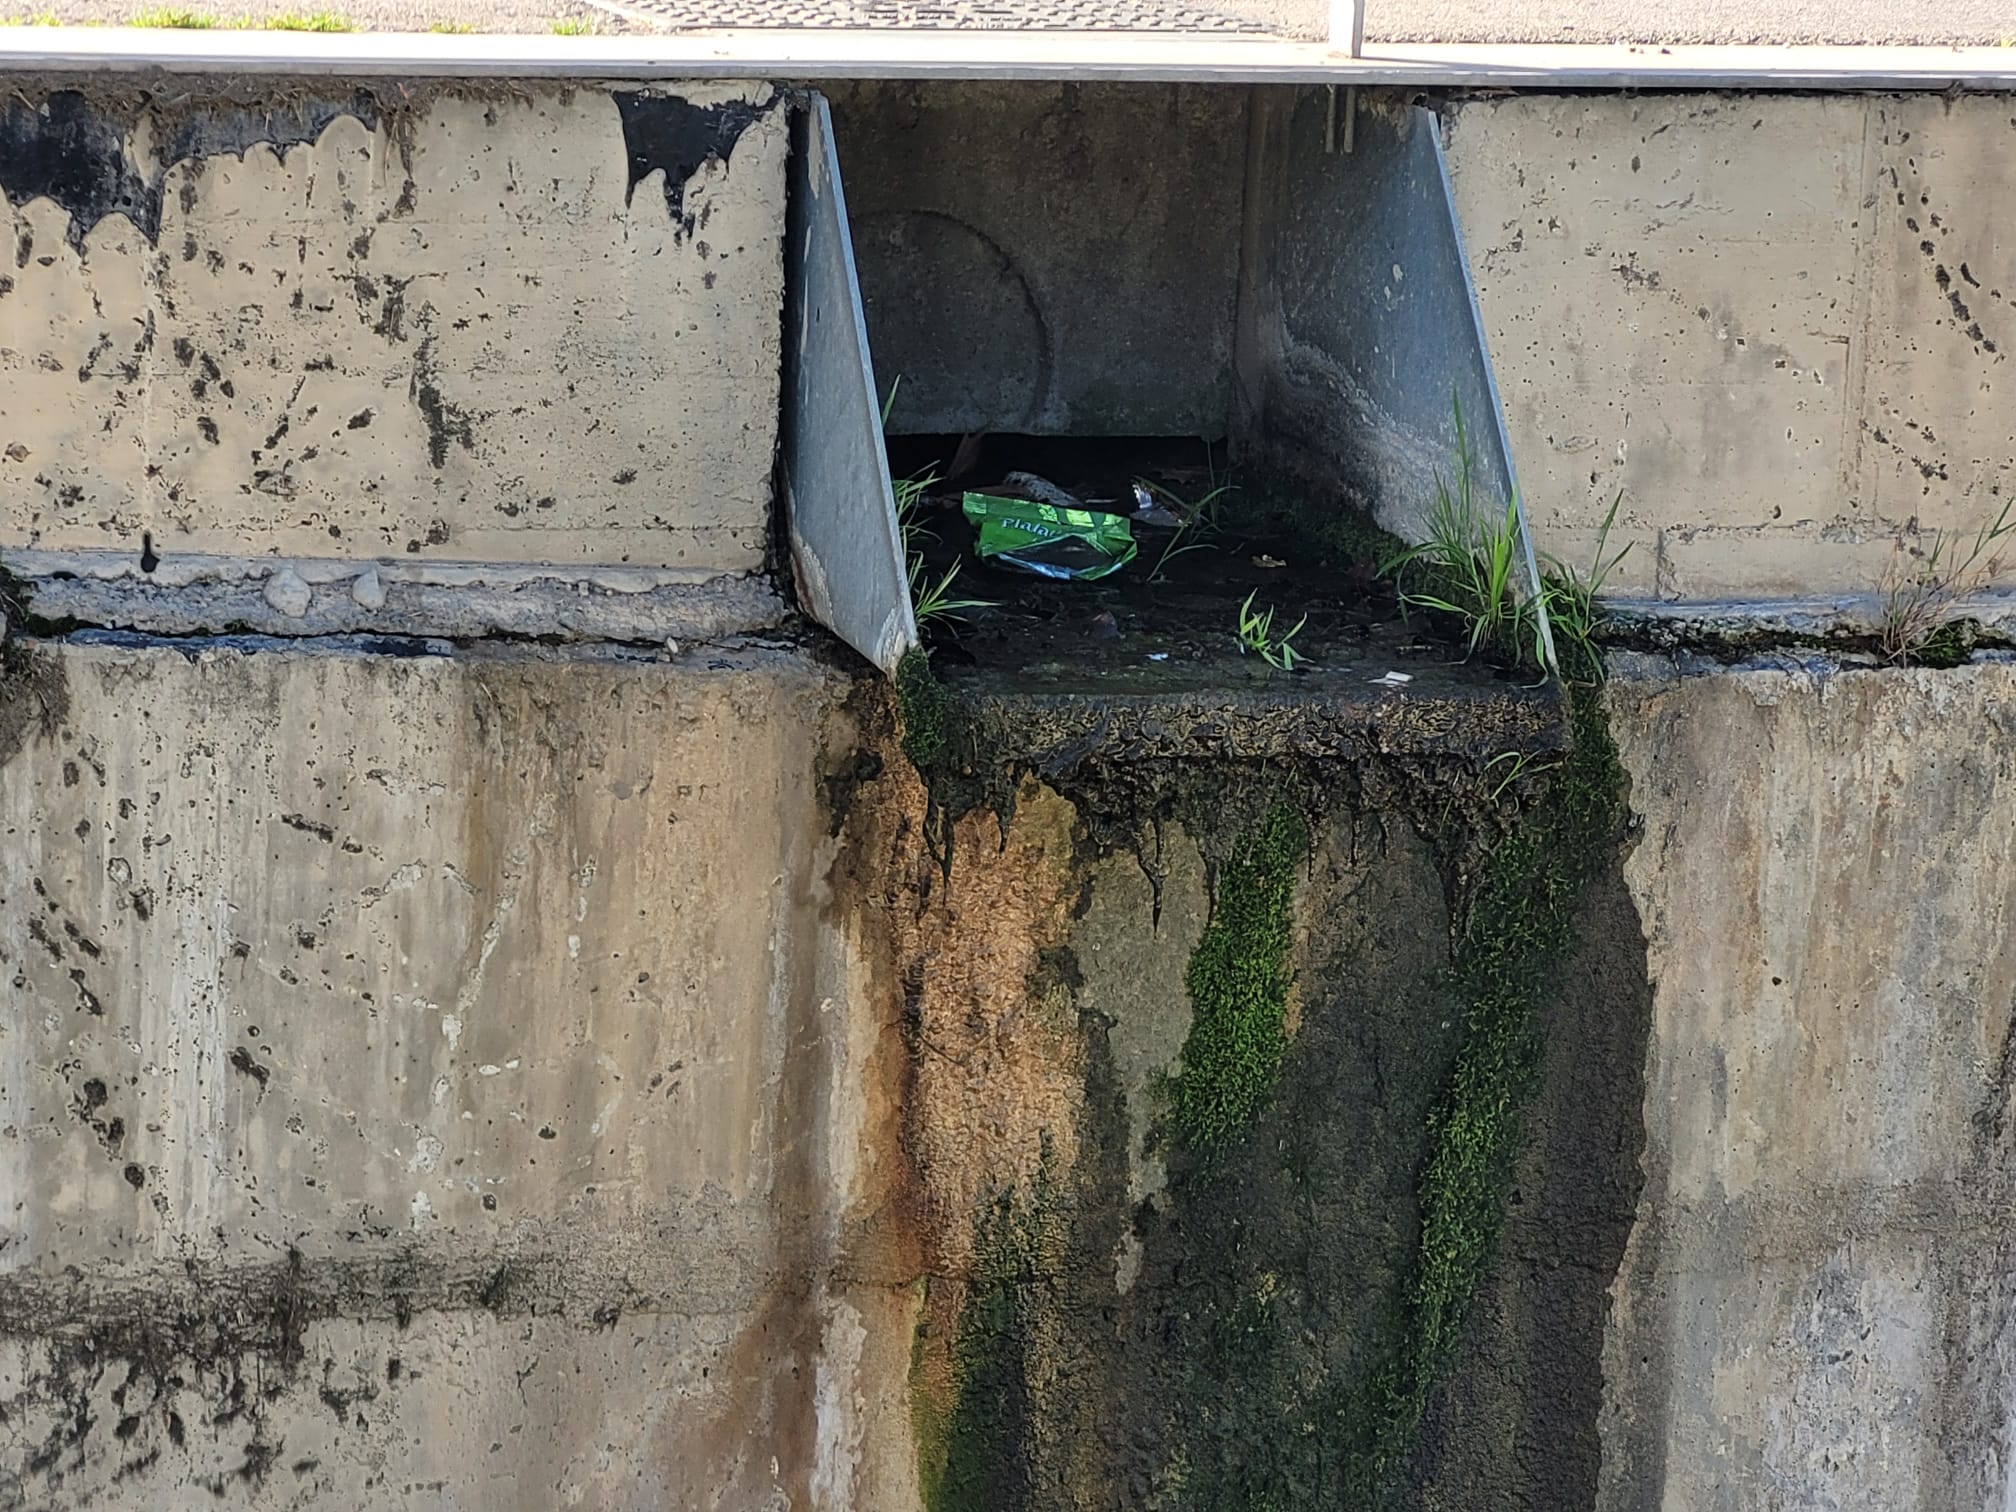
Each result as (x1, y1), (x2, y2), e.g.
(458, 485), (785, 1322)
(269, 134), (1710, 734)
(883, 378), (992, 630)
(2, 12), (65, 23)
(1382, 401), (1547, 672)
(264, 9), (355, 26)
(1878, 500), (2015, 666)
(549, 13), (597, 32)
(1538, 491), (1629, 683)
(909, 557), (991, 628)
(129, 7), (217, 24)
(1234, 590), (1306, 672)
(427, 16), (474, 26)
(1172, 805), (1309, 1152)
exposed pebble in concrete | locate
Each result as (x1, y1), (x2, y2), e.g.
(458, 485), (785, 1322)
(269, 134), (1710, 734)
(263, 567), (312, 617)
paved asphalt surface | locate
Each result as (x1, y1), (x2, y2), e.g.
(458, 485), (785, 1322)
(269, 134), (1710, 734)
(9, 0), (2010, 47)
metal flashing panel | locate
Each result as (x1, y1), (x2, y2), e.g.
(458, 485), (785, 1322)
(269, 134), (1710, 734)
(1257, 93), (1554, 666)
(781, 91), (918, 675)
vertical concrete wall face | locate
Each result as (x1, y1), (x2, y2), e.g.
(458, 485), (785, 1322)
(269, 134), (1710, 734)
(1603, 663), (2016, 1512)
(1446, 94), (2016, 600)
(0, 82), (784, 577)
(0, 641), (930, 1509)
(827, 81), (1247, 438)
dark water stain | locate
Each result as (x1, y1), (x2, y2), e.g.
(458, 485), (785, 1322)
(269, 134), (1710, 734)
(0, 90), (379, 251)
(612, 92), (771, 236)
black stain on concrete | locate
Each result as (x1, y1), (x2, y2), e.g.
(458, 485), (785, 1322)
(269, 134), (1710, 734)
(279, 813), (335, 843)
(0, 90), (380, 251)
(409, 338), (477, 469)
(612, 92), (769, 236)
(228, 1045), (271, 1094)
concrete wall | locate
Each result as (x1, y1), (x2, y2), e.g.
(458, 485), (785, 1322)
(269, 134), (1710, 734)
(828, 81), (1248, 439)
(0, 638), (921, 1510)
(1602, 658), (2016, 1511)
(0, 81), (786, 593)
(1446, 93), (2016, 602)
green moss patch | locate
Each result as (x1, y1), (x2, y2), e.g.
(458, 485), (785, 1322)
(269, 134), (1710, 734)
(895, 644), (954, 772)
(1173, 804), (1310, 1152)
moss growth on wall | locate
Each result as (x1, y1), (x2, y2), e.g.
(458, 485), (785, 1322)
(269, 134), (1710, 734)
(1172, 804), (1311, 1151)
(918, 1148), (1059, 1512)
(895, 644), (954, 772)
(1341, 681), (1627, 1501)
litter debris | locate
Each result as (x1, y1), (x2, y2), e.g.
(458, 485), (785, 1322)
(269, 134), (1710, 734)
(1370, 670), (1413, 687)
(1251, 554), (1286, 569)
(1127, 482), (1185, 530)
(1000, 471), (1087, 512)
(1146, 652), (1171, 662)
(963, 493), (1138, 581)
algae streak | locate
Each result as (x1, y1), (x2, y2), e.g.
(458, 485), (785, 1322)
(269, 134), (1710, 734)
(1344, 683), (1630, 1501)
(916, 1154), (1060, 1512)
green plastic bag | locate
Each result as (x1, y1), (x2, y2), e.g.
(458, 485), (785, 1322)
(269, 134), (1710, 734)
(961, 493), (1138, 581)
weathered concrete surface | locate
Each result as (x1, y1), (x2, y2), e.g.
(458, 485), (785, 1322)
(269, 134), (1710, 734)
(0, 637), (923, 1510)
(1447, 93), (2016, 601)
(0, 82), (784, 577)
(829, 81), (1248, 439)
(1602, 658), (2016, 1511)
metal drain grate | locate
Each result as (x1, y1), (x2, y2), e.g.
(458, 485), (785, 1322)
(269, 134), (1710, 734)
(623, 0), (1270, 30)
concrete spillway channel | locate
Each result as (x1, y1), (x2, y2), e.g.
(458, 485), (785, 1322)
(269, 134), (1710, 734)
(1, 40), (2015, 1512)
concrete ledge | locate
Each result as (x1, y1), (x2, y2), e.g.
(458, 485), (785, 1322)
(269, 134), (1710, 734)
(0, 30), (2011, 88)
(9, 550), (789, 643)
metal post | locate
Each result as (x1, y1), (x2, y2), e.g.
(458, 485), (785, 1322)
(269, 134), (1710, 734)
(1328, 0), (1364, 59)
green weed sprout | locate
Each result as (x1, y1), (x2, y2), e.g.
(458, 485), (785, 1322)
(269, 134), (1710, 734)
(1236, 591), (1306, 671)
(881, 376), (992, 629)
(1139, 476), (1234, 583)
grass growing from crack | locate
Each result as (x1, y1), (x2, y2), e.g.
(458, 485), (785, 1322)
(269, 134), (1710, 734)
(1384, 403), (1628, 681)
(549, 13), (597, 31)
(1878, 500), (2015, 666)
(1539, 492), (1629, 681)
(1173, 805), (1310, 1152)
(1139, 473), (1234, 582)
(1382, 401), (1549, 672)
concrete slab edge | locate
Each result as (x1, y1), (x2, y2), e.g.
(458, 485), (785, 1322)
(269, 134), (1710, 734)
(6, 550), (790, 643)
(0, 32), (2009, 89)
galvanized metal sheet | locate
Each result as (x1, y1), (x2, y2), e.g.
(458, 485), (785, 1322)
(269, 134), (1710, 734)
(1262, 93), (1555, 667)
(781, 91), (917, 675)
